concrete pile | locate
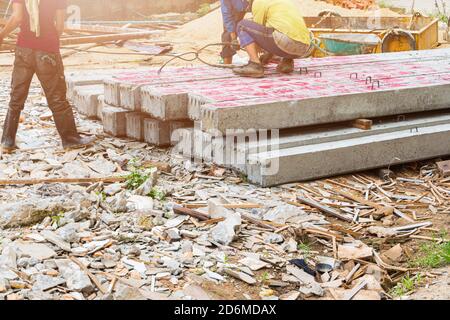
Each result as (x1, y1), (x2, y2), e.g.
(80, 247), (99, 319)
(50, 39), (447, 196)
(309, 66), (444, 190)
(67, 49), (450, 186)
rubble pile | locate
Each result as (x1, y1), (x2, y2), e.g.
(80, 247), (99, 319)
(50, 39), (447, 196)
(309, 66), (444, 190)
(0, 78), (448, 301)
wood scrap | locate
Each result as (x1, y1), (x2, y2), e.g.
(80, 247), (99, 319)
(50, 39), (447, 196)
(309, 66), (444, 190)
(351, 119), (373, 130)
(69, 257), (107, 294)
(297, 195), (354, 222)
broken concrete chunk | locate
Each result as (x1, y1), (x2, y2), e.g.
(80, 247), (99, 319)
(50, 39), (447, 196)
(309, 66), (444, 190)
(0, 198), (77, 228)
(127, 195), (154, 211)
(286, 265), (323, 297)
(367, 226), (398, 238)
(114, 283), (146, 300)
(13, 241), (56, 261)
(239, 257), (270, 271)
(338, 241), (373, 260)
(41, 230), (72, 252)
(381, 244), (403, 263)
(32, 274), (66, 291)
(224, 268), (257, 285)
(264, 233), (284, 244)
(0, 245), (17, 269)
(263, 204), (306, 224)
(54, 259), (93, 293)
(104, 183), (123, 196)
(208, 200), (242, 246)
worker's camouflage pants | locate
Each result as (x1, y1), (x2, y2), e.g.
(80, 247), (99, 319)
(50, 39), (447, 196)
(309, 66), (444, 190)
(9, 46), (71, 115)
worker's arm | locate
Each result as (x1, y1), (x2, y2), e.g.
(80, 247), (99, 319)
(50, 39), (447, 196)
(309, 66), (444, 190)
(252, 0), (269, 26)
(220, 0), (238, 38)
(0, 3), (24, 46)
(55, 9), (66, 36)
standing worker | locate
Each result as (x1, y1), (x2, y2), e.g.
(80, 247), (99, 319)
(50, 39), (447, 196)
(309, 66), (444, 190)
(0, 0), (95, 154)
(233, 0), (312, 78)
(220, 0), (250, 64)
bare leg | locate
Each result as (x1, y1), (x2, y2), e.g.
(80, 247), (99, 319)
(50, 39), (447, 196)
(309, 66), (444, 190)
(243, 42), (261, 64)
(223, 57), (233, 64)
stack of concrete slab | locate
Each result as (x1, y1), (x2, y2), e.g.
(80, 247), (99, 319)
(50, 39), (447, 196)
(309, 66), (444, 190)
(67, 49), (450, 186)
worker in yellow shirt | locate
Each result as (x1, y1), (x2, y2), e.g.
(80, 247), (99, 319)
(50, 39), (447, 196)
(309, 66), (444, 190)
(233, 0), (312, 78)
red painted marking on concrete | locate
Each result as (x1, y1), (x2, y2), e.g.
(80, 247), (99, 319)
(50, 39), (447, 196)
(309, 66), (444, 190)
(112, 49), (450, 110)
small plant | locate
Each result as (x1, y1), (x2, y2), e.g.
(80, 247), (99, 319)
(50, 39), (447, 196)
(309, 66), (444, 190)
(51, 211), (65, 226)
(298, 241), (312, 260)
(390, 273), (423, 298)
(148, 187), (166, 201)
(95, 191), (106, 201)
(411, 241), (450, 268)
(239, 173), (248, 183)
(260, 271), (270, 283)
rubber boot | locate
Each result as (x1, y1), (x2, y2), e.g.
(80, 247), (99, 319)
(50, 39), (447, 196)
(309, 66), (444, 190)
(232, 61), (265, 78)
(53, 107), (96, 150)
(1, 109), (21, 154)
(276, 58), (295, 74)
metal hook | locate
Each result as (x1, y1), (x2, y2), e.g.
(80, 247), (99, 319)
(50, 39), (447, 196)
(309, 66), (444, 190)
(371, 80), (380, 90)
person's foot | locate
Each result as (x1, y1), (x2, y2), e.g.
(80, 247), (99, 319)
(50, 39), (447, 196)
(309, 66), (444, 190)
(1, 144), (17, 154)
(276, 58), (295, 74)
(259, 52), (274, 65)
(232, 61), (265, 78)
(62, 135), (96, 150)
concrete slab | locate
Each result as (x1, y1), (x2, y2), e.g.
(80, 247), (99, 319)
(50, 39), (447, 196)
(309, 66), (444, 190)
(200, 74), (450, 131)
(141, 87), (189, 120)
(126, 112), (149, 141)
(72, 85), (104, 119)
(236, 112), (450, 164)
(97, 95), (105, 121)
(102, 106), (130, 137)
(143, 118), (192, 147)
(104, 78), (121, 107)
(246, 121), (450, 187)
(143, 118), (171, 146)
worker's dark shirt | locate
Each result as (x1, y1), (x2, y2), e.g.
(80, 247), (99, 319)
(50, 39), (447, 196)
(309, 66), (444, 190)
(220, 0), (249, 33)
(12, 0), (67, 53)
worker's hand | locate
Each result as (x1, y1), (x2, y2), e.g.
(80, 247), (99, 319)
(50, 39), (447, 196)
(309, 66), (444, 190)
(231, 39), (240, 51)
(230, 32), (237, 41)
(0, 36), (4, 48)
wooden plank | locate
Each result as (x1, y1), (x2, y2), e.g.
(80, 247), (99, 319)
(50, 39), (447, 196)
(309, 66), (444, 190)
(173, 205), (209, 221)
(351, 119), (373, 130)
(297, 195), (354, 222)
(60, 31), (156, 46)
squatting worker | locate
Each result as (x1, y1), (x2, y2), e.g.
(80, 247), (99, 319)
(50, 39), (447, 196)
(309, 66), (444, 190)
(0, 0), (95, 154)
(233, 0), (311, 78)
(220, 0), (250, 64)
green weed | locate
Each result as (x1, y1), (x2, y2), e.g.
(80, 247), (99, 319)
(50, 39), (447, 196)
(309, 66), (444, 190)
(411, 241), (450, 269)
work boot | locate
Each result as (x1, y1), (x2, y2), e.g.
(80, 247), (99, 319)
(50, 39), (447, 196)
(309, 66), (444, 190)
(232, 61), (265, 78)
(53, 107), (96, 150)
(276, 58), (295, 74)
(1, 109), (21, 154)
